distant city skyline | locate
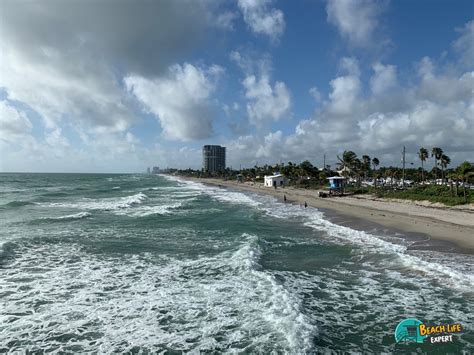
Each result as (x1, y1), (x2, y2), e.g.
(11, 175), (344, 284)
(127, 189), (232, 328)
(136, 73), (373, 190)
(1, 0), (473, 173)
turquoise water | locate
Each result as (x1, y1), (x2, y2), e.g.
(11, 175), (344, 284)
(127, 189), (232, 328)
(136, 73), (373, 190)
(0, 173), (472, 353)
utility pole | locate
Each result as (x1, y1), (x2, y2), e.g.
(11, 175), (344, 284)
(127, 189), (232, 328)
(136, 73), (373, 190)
(402, 145), (406, 188)
(323, 153), (326, 171)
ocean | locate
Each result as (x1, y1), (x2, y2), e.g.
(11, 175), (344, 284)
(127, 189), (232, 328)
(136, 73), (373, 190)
(0, 173), (472, 353)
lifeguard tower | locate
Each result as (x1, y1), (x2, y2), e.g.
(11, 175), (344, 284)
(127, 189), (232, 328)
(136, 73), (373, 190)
(327, 176), (346, 196)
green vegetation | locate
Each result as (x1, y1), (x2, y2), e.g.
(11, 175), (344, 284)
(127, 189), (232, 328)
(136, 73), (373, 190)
(375, 184), (473, 206)
(170, 147), (473, 206)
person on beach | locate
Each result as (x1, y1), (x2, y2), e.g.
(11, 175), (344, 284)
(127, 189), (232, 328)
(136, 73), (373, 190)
(304, 201), (308, 208)
(284, 194), (287, 202)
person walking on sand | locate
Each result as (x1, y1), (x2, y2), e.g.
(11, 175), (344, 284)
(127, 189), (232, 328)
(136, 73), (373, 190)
(304, 201), (308, 208)
(284, 194), (287, 202)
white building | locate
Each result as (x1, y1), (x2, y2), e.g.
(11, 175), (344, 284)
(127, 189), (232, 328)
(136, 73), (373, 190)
(264, 173), (287, 187)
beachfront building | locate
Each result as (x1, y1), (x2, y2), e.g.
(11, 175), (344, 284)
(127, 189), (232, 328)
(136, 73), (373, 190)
(264, 173), (287, 188)
(327, 176), (346, 195)
(202, 145), (226, 173)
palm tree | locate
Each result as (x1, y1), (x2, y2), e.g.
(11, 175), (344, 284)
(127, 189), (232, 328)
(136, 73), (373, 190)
(418, 147), (428, 184)
(455, 162), (474, 203)
(372, 157), (380, 188)
(431, 147), (443, 181)
(337, 151), (357, 178)
(372, 157), (380, 171)
(440, 154), (450, 183)
(362, 155), (371, 180)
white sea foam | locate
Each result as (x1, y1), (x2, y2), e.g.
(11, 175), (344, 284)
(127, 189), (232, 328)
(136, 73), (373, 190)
(0, 234), (316, 353)
(115, 202), (183, 217)
(277, 264), (473, 352)
(40, 211), (92, 221)
(44, 192), (148, 211)
(164, 175), (473, 292)
(164, 176), (261, 207)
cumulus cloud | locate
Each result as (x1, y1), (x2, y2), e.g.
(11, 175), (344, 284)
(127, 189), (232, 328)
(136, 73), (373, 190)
(237, 0), (285, 41)
(125, 63), (223, 141)
(326, 0), (386, 47)
(0, 101), (32, 141)
(0, 0), (215, 136)
(1, 45), (133, 132)
(0, 0), (231, 170)
(453, 20), (474, 67)
(370, 62), (397, 95)
(226, 51), (473, 167)
(243, 74), (291, 125)
(231, 51), (291, 126)
(325, 57), (361, 116)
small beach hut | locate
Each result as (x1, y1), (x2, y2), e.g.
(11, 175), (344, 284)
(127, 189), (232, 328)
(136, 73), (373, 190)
(327, 176), (346, 195)
(264, 173), (287, 188)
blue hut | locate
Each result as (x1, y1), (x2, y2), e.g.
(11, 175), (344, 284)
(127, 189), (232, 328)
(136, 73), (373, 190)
(327, 176), (346, 195)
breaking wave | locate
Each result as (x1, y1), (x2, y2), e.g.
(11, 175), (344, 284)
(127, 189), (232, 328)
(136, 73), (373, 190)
(43, 193), (148, 211)
(0, 234), (316, 353)
(40, 212), (92, 221)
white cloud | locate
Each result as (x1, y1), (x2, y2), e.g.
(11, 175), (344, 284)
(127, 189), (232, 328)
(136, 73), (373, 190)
(214, 11), (239, 30)
(309, 87), (322, 102)
(327, 70), (361, 116)
(225, 52), (474, 168)
(237, 0), (285, 41)
(453, 20), (474, 67)
(1, 44), (133, 132)
(243, 74), (291, 125)
(0, 101), (32, 141)
(339, 56), (361, 76)
(231, 51), (291, 126)
(0, 1), (216, 133)
(326, 0), (385, 47)
(370, 62), (397, 95)
(125, 63), (223, 141)
(255, 130), (283, 158)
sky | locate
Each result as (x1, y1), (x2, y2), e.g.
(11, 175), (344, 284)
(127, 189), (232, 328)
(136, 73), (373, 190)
(0, 0), (473, 173)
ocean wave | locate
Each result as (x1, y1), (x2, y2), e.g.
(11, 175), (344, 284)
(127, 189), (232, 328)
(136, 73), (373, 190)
(229, 234), (316, 352)
(44, 192), (148, 211)
(257, 196), (474, 293)
(0, 234), (316, 353)
(166, 178), (473, 293)
(1, 200), (36, 208)
(163, 177), (261, 207)
(115, 202), (183, 217)
(40, 212), (92, 221)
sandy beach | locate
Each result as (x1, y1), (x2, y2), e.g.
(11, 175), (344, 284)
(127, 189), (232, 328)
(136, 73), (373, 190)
(183, 177), (474, 253)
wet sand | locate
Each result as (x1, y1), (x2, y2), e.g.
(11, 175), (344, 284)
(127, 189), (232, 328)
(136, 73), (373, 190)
(181, 177), (474, 254)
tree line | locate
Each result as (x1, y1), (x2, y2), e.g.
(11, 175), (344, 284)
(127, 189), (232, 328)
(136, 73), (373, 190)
(170, 147), (473, 188)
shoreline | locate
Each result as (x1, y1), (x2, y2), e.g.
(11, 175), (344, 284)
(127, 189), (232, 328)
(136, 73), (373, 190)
(178, 176), (474, 254)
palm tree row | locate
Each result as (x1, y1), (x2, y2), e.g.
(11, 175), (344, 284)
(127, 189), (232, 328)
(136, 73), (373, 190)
(419, 147), (451, 184)
(336, 151), (380, 186)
